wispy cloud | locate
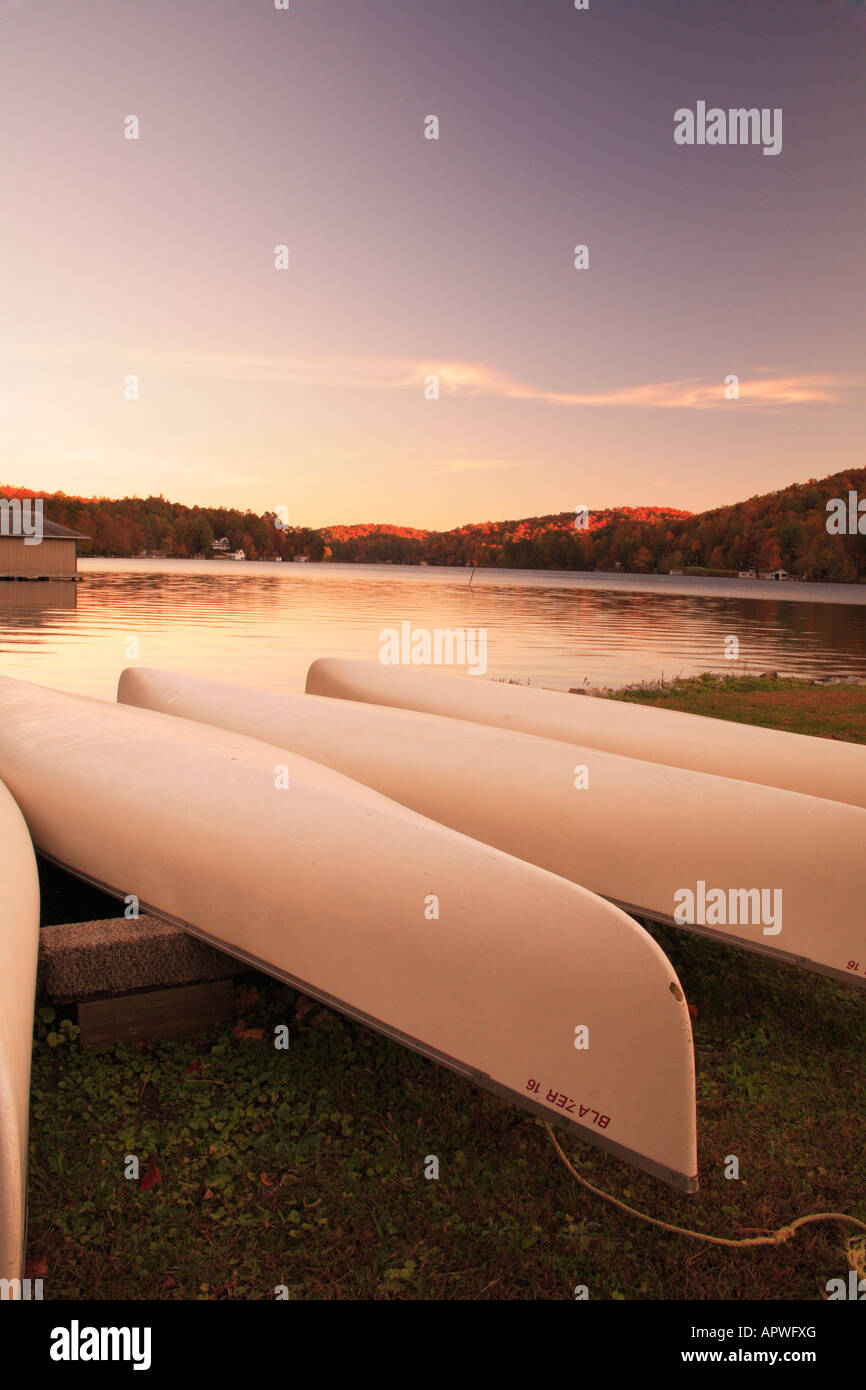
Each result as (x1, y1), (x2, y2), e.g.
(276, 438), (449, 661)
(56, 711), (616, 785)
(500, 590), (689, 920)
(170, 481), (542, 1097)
(144, 350), (852, 409)
(4, 341), (849, 409)
(417, 361), (845, 409)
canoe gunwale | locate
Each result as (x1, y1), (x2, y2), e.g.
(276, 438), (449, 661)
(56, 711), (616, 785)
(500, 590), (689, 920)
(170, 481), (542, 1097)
(35, 850), (699, 1194)
(614, 900), (866, 993)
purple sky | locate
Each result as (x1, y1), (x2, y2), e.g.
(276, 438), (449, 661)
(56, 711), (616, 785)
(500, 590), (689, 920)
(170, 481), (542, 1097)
(1, 0), (863, 528)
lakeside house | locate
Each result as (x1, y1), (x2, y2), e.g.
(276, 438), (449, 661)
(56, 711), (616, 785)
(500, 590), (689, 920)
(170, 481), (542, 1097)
(0, 517), (89, 580)
(739, 568), (794, 581)
(212, 537), (245, 561)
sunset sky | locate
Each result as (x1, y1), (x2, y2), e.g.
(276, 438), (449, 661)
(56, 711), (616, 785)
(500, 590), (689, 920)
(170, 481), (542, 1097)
(1, 0), (864, 530)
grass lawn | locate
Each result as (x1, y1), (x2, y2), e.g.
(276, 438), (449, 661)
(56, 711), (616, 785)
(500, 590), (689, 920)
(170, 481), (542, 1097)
(608, 670), (866, 743)
(25, 675), (866, 1300)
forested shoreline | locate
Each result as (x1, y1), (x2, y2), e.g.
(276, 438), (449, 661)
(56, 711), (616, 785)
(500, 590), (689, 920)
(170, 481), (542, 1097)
(3, 467), (864, 582)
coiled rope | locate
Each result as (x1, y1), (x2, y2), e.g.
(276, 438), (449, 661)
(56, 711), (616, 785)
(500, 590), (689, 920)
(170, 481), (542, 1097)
(544, 1124), (866, 1273)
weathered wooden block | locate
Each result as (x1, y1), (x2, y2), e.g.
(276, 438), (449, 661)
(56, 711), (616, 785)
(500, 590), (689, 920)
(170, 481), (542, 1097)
(77, 979), (235, 1048)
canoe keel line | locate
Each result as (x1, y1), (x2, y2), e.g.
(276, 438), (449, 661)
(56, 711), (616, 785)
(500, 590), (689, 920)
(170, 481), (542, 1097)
(0, 677), (698, 1192)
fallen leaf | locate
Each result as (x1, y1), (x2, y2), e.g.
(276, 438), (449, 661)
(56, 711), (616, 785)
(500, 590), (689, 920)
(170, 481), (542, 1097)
(140, 1159), (161, 1192)
(185, 1060), (202, 1075)
(687, 1003), (698, 1019)
(260, 1173), (274, 1186)
(163, 1274), (177, 1289)
(25, 1255), (48, 1278)
(203, 1187), (214, 1200)
(294, 994), (315, 1021)
(232, 1022), (264, 1041)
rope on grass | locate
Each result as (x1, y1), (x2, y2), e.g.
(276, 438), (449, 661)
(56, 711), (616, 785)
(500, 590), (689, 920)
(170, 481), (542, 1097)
(848, 1235), (866, 1280)
(544, 1123), (866, 1263)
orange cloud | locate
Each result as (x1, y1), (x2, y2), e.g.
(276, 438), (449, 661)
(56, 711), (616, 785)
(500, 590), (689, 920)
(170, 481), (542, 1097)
(6, 340), (848, 409)
(419, 362), (845, 409)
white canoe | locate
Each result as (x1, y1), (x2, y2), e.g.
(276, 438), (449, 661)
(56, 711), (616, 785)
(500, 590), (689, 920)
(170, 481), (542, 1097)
(119, 667), (866, 992)
(0, 676), (697, 1191)
(305, 659), (866, 811)
(0, 780), (40, 1285)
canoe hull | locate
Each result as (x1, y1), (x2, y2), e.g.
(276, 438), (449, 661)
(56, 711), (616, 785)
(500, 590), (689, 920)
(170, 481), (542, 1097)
(0, 781), (40, 1284)
(305, 658), (866, 811)
(0, 676), (698, 1191)
(118, 667), (866, 993)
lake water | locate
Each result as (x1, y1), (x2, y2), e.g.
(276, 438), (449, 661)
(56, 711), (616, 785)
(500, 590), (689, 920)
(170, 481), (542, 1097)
(0, 558), (864, 700)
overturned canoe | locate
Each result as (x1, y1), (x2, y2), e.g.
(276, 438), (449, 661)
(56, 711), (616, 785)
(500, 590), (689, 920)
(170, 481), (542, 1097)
(305, 659), (866, 811)
(0, 676), (697, 1191)
(118, 667), (866, 992)
(0, 779), (40, 1285)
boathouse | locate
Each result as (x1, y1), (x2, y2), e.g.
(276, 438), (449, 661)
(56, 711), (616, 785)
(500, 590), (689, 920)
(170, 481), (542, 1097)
(0, 519), (89, 580)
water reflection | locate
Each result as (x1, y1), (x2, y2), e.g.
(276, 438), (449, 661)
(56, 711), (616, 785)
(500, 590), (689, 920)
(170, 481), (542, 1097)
(0, 561), (863, 700)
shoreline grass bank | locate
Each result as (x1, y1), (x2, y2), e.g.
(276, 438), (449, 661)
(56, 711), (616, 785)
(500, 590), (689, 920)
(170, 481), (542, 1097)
(606, 671), (866, 743)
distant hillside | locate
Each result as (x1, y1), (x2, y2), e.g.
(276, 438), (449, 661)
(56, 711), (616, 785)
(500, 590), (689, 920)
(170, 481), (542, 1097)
(2, 468), (864, 581)
(320, 506), (693, 568)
